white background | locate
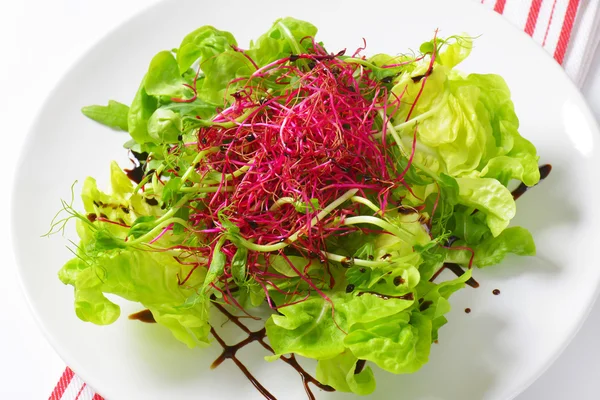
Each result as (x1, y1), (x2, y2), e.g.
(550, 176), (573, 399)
(2, 1), (600, 398)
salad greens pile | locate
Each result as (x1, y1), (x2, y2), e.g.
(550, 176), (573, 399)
(52, 17), (540, 396)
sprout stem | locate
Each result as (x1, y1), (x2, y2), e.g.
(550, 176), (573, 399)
(237, 189), (359, 253)
(343, 215), (414, 243)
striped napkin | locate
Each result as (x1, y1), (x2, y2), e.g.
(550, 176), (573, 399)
(480, 0), (600, 86)
(50, 368), (102, 400)
(49, 1), (594, 399)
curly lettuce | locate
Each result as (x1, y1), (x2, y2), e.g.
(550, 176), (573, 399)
(51, 19), (543, 398)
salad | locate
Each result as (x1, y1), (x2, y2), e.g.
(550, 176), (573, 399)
(51, 17), (543, 397)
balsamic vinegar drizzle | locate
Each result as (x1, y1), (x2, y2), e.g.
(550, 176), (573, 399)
(511, 164), (552, 201)
(357, 291), (414, 301)
(130, 302), (334, 399)
(128, 309), (156, 323)
(210, 298), (334, 399)
(419, 300), (434, 312)
(124, 151), (148, 184)
(429, 263), (480, 288)
(128, 164), (552, 399)
(209, 326), (276, 400)
(354, 359), (367, 375)
(125, 164), (145, 185)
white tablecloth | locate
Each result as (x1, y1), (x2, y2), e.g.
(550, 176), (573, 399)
(1, 1), (599, 398)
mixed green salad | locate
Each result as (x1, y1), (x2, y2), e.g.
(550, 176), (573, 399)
(51, 18), (541, 396)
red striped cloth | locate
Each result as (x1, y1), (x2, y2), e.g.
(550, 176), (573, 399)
(50, 368), (103, 400)
(480, 0), (600, 86)
(49, 1), (594, 399)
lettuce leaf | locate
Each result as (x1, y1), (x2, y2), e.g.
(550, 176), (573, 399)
(59, 249), (211, 347)
(266, 292), (414, 360)
(388, 38), (540, 214)
(455, 177), (515, 237)
(248, 18), (318, 65)
(316, 352), (376, 395)
(68, 23), (545, 397)
(446, 227), (536, 268)
(59, 164), (211, 347)
(81, 100), (129, 131)
(145, 51), (187, 97)
(176, 26), (237, 74)
(344, 311), (431, 374)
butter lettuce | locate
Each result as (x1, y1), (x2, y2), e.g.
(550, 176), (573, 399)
(445, 227), (536, 267)
(316, 352), (376, 395)
(59, 163), (212, 348)
(59, 249), (211, 347)
(55, 19), (544, 398)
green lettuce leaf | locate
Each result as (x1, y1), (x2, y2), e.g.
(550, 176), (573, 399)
(265, 292), (414, 360)
(344, 269), (472, 375)
(437, 36), (472, 68)
(61, 163), (210, 347)
(344, 311), (431, 374)
(145, 51), (187, 97)
(455, 177), (515, 236)
(198, 51), (254, 105)
(81, 100), (129, 131)
(147, 108), (182, 144)
(390, 46), (539, 188)
(59, 249), (210, 348)
(177, 26), (237, 74)
(316, 352), (376, 395)
(449, 207), (490, 245)
(127, 77), (158, 144)
(446, 226), (536, 267)
(248, 18), (318, 65)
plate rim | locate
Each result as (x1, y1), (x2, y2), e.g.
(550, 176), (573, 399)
(10, 0), (600, 398)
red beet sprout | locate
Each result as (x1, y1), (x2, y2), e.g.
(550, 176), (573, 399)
(139, 38), (441, 318)
(404, 31), (438, 121)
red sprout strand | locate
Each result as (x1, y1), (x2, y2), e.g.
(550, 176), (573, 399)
(445, 246), (476, 269)
(397, 122), (419, 182)
(150, 40), (427, 318)
(405, 30), (438, 122)
(178, 263), (200, 286)
(171, 65), (201, 103)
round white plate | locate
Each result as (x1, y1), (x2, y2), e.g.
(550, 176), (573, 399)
(12, 0), (600, 399)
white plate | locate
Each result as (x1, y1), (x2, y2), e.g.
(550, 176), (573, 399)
(11, 0), (600, 399)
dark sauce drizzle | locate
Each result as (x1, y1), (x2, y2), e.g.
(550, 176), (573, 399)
(209, 300), (334, 400)
(129, 164), (553, 398)
(411, 66), (434, 83)
(511, 164), (552, 201)
(419, 300), (434, 312)
(124, 151), (148, 184)
(209, 326), (276, 399)
(356, 291), (414, 301)
(354, 359), (367, 375)
(130, 302), (334, 399)
(128, 309), (156, 323)
(429, 263), (480, 288)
